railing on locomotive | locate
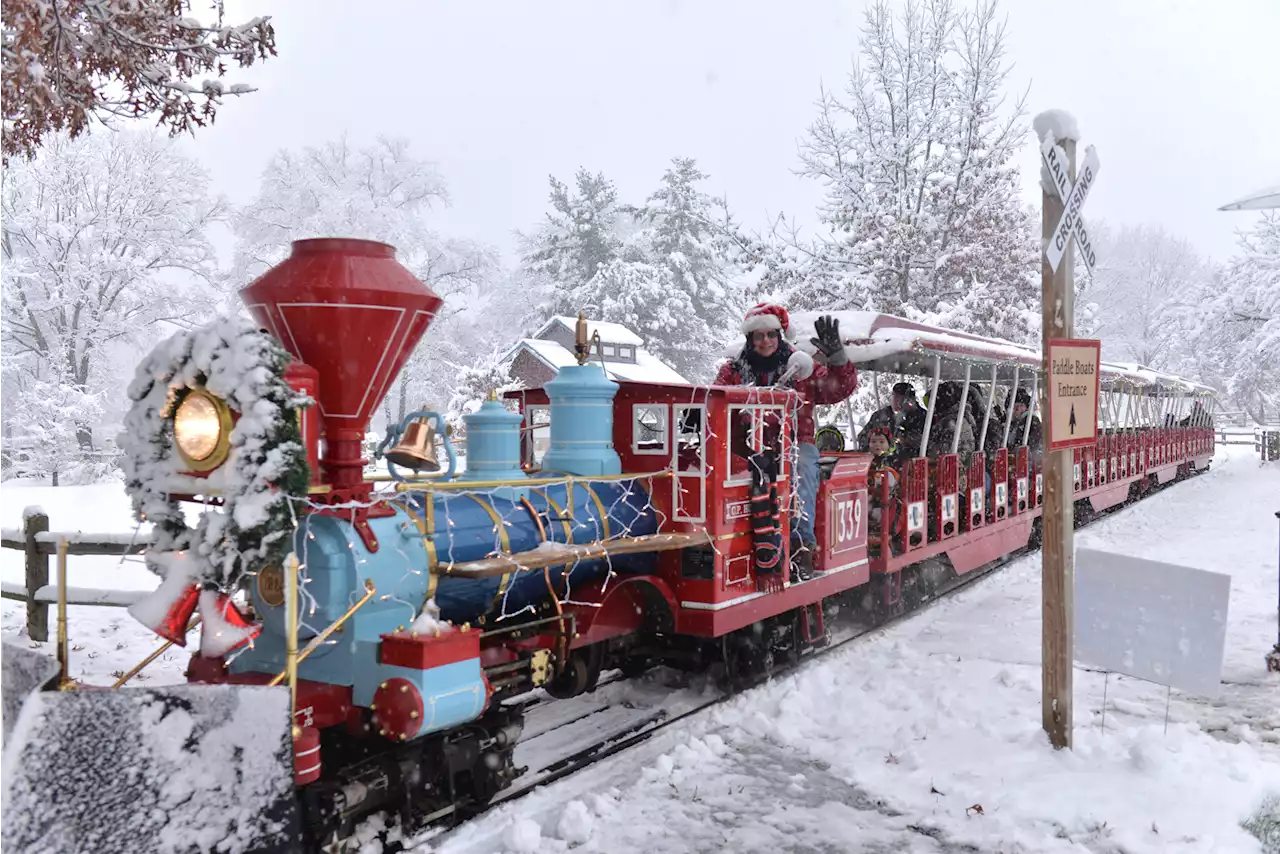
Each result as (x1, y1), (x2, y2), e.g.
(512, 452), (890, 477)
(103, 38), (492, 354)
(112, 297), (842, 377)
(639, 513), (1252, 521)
(503, 382), (809, 529)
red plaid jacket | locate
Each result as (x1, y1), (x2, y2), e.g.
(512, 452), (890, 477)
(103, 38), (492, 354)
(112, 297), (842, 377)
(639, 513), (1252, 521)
(714, 356), (858, 446)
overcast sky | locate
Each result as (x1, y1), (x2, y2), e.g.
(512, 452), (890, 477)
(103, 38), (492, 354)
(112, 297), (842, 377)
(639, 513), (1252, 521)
(195, 0), (1279, 268)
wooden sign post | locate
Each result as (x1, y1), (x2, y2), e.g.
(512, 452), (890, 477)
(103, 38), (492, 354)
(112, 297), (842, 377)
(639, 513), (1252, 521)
(1035, 110), (1101, 750)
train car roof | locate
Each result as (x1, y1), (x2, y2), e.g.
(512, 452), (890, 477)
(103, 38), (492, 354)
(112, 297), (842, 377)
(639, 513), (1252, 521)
(788, 311), (1214, 394)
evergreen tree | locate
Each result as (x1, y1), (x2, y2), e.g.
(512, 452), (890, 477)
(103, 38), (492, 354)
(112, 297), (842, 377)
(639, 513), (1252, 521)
(521, 161), (747, 382)
(521, 169), (624, 319)
(632, 158), (748, 369)
(570, 258), (708, 380)
(637, 161), (744, 333)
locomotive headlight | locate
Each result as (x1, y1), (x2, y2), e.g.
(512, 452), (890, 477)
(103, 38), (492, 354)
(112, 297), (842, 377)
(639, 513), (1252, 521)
(174, 388), (232, 472)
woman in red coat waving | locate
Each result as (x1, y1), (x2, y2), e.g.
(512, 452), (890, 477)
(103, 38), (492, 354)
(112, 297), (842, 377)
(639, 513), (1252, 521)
(715, 303), (858, 576)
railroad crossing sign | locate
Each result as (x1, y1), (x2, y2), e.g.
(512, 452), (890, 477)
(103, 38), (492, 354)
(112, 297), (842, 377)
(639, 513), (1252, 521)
(1042, 138), (1100, 274)
(1046, 338), (1101, 451)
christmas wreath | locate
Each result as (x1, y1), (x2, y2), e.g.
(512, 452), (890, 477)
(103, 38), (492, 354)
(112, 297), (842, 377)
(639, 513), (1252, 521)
(119, 317), (311, 597)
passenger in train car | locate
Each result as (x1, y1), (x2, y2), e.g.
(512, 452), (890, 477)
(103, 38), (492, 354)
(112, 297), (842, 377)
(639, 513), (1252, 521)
(866, 426), (901, 549)
(925, 381), (977, 487)
(715, 302), (858, 576)
(926, 383), (977, 457)
(1179, 401), (1211, 428)
(1006, 388), (1043, 461)
(856, 381), (915, 451)
(969, 390), (1004, 456)
(969, 389), (1000, 494)
(894, 389), (928, 459)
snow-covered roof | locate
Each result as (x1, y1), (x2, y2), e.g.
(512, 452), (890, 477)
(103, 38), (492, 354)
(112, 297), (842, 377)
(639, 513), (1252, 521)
(788, 311), (1215, 393)
(1218, 183), (1280, 211)
(789, 311), (1040, 382)
(1104, 362), (1217, 394)
(536, 316), (645, 347)
(504, 338), (688, 386)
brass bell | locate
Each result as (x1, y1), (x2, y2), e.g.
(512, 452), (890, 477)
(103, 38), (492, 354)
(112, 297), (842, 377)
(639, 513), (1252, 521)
(385, 417), (442, 472)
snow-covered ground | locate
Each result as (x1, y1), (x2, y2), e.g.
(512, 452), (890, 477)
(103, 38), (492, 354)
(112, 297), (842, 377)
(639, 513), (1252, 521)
(2, 446), (1278, 852)
(429, 446), (1280, 854)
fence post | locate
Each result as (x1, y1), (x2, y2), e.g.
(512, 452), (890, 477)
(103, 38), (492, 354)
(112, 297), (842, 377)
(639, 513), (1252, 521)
(24, 507), (50, 642)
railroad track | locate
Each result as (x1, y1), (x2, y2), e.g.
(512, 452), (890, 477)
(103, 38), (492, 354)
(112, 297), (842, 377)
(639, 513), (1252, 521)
(383, 469), (1208, 852)
(393, 557), (1007, 852)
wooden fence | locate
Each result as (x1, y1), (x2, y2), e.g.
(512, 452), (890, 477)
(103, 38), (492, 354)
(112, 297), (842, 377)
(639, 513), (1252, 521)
(0, 510), (152, 642)
(1216, 410), (1280, 429)
(1216, 427), (1259, 446)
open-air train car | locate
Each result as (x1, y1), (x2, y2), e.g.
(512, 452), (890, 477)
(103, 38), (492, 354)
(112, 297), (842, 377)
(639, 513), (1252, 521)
(787, 311), (1218, 610)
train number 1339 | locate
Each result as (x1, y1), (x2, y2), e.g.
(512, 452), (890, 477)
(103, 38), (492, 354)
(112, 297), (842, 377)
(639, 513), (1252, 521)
(834, 496), (864, 545)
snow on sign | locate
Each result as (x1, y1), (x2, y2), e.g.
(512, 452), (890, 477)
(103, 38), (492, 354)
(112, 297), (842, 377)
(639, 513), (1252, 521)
(1044, 144), (1101, 273)
(1046, 338), (1100, 451)
(1074, 547), (1230, 697)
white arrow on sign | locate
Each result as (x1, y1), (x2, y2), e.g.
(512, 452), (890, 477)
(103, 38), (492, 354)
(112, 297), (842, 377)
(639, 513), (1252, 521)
(1042, 140), (1100, 274)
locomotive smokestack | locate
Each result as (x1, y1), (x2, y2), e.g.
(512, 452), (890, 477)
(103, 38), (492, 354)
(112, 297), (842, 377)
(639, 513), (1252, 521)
(239, 238), (443, 491)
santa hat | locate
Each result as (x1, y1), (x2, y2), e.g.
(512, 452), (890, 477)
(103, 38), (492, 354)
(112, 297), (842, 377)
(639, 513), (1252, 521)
(741, 302), (796, 342)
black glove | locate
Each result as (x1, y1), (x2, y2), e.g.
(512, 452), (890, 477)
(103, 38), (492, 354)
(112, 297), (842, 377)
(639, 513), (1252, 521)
(811, 315), (848, 366)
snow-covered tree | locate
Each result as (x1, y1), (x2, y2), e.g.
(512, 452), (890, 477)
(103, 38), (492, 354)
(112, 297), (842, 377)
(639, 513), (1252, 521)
(521, 160), (746, 381)
(1196, 213), (1280, 423)
(1, 130), (224, 473)
(575, 258), (712, 377)
(1084, 222), (1210, 372)
(630, 158), (748, 370)
(1, 369), (112, 485)
(728, 214), (827, 311)
(230, 135), (500, 427)
(2, 0), (276, 163)
(792, 0), (1038, 342)
(445, 349), (523, 439)
(521, 169), (624, 316)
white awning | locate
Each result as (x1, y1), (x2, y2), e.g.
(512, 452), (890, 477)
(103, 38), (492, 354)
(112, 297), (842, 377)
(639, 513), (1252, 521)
(1218, 184), (1280, 211)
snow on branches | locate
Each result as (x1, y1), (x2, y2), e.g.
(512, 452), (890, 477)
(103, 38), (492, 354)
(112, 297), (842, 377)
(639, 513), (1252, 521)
(2, 0), (276, 163)
(1, 130), (224, 475)
(445, 350), (524, 439)
(791, 0), (1039, 345)
(1198, 212), (1280, 422)
(520, 160), (748, 382)
(119, 318), (310, 592)
(232, 135), (501, 425)
(1084, 222), (1212, 372)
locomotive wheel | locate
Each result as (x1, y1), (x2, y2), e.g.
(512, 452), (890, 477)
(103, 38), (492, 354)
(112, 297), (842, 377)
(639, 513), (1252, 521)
(617, 654), (653, 678)
(721, 625), (775, 692)
(544, 646), (603, 698)
(545, 653), (591, 698)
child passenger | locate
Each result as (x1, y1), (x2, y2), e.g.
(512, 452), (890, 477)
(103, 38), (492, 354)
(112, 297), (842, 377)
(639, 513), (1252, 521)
(867, 427), (900, 536)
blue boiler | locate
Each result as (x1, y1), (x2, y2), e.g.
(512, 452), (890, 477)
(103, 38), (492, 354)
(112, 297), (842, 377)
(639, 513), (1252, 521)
(418, 478), (657, 624)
